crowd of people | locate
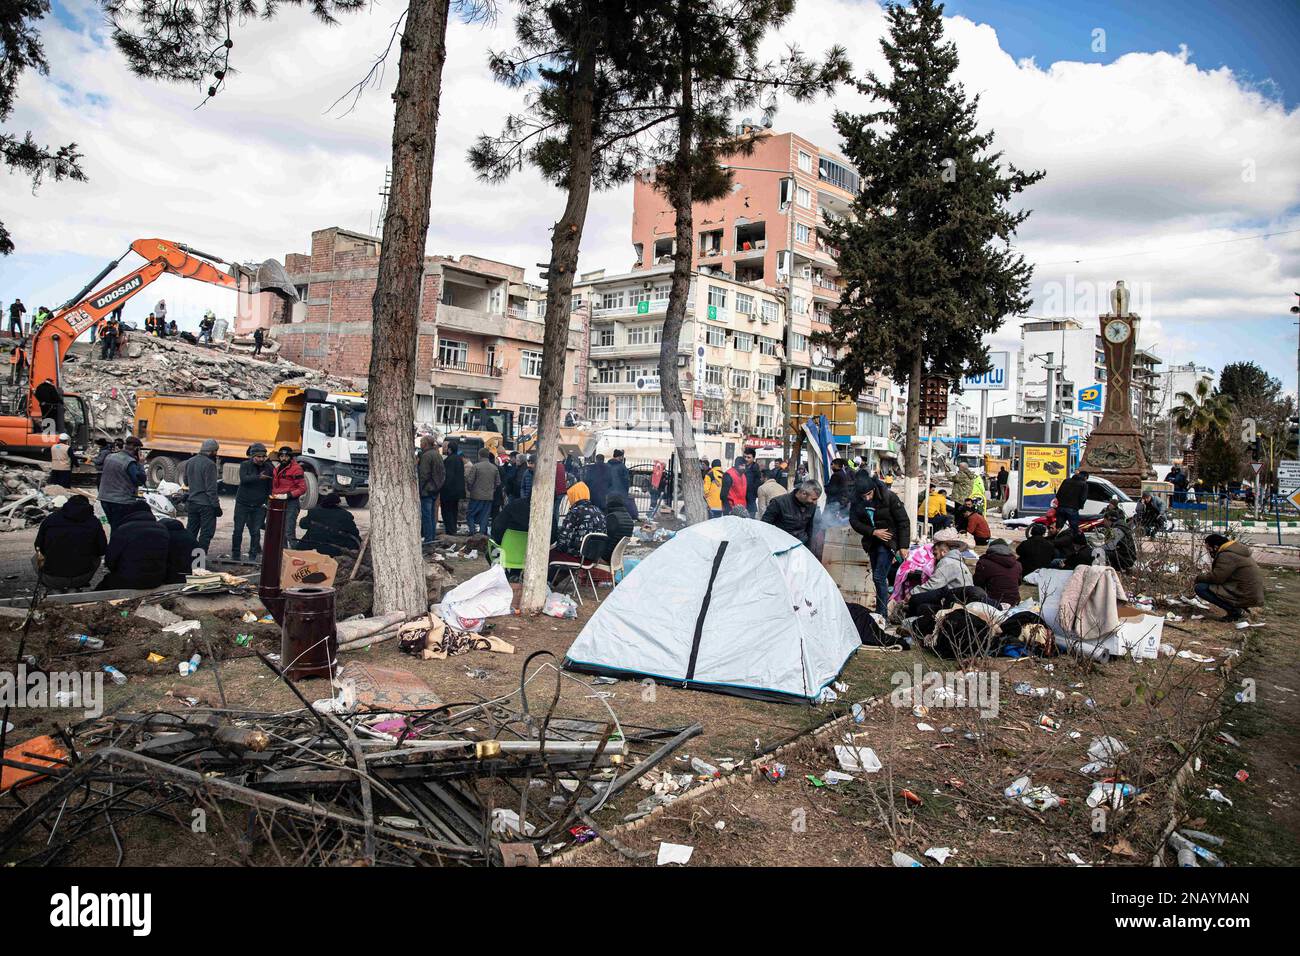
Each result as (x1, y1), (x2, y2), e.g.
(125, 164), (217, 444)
(31, 438), (359, 592)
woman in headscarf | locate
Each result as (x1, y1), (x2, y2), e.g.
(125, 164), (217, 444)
(550, 481), (607, 561)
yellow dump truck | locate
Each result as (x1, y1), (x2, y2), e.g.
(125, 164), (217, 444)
(133, 385), (369, 508)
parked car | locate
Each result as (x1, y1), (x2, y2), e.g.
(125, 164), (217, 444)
(1005, 475), (1136, 524)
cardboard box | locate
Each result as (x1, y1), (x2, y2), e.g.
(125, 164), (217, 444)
(1102, 606), (1163, 660)
(280, 549), (338, 590)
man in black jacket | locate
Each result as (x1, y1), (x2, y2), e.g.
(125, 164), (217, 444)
(231, 442), (273, 561)
(34, 495), (107, 590)
(1054, 469), (1088, 531)
(584, 454), (611, 507)
(849, 476), (910, 614)
(825, 458), (852, 513)
(1015, 523), (1057, 580)
(439, 439), (466, 536)
(159, 518), (202, 583)
(183, 438), (221, 555)
(761, 480), (821, 546)
(417, 436), (445, 544)
(743, 450), (763, 517)
(602, 494), (636, 560)
(100, 501), (171, 590)
(298, 493), (362, 556)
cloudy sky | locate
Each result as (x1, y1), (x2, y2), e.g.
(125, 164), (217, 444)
(2, 0), (1298, 404)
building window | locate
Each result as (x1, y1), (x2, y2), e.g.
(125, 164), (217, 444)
(626, 364), (655, 383)
(702, 398), (725, 430)
(599, 290), (625, 311)
(520, 350), (543, 378)
(795, 222), (811, 244)
(732, 331), (753, 352)
(616, 395), (637, 422)
(736, 292), (755, 315)
(757, 373), (775, 393)
(640, 395), (663, 421)
(485, 344), (496, 370)
(596, 364), (619, 384)
(705, 325), (727, 348)
(632, 289), (651, 306)
(731, 369), (751, 390)
(653, 283), (671, 302)
(626, 324), (662, 346)
(756, 404), (775, 429)
(589, 394), (610, 419)
(435, 398), (471, 427)
(817, 156), (860, 193)
(704, 364), (725, 387)
(592, 325), (614, 347)
(518, 405), (539, 430)
(761, 300), (779, 324)
(792, 332), (808, 353)
(708, 286), (728, 311)
(796, 185), (811, 208)
(759, 337), (779, 357)
(792, 296), (807, 316)
(798, 150), (812, 173)
(438, 338), (468, 367)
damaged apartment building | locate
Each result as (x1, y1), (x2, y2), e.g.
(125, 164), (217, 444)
(251, 227), (587, 431)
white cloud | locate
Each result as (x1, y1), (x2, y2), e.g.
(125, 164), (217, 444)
(1, 0), (1297, 391)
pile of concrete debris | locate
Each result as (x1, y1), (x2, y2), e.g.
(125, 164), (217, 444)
(0, 464), (80, 531)
(66, 335), (354, 435)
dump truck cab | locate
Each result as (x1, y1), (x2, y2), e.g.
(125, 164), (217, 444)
(134, 385), (369, 509)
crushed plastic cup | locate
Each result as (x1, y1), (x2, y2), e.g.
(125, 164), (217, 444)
(177, 653), (202, 676)
(1087, 782), (1137, 809)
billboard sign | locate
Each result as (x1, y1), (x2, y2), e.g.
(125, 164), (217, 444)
(961, 351), (1009, 391)
(1077, 384), (1103, 413)
(1018, 443), (1071, 513)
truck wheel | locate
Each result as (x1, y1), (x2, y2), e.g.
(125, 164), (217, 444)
(147, 455), (178, 486)
(345, 493), (369, 509)
(301, 470), (320, 510)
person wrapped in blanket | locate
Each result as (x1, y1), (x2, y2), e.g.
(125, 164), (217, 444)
(548, 482), (608, 580)
(900, 536), (991, 633)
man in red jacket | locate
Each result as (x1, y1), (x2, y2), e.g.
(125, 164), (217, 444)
(272, 446), (308, 547)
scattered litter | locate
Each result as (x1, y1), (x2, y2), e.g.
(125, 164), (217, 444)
(892, 851), (923, 867)
(834, 746), (881, 773)
(161, 620), (202, 636)
(1088, 736), (1128, 762)
(1087, 783), (1136, 809)
(656, 842), (694, 866)
(923, 847), (953, 865)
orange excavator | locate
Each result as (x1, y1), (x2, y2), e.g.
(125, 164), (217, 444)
(1, 238), (296, 461)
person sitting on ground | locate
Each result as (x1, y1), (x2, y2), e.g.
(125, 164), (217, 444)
(1194, 534), (1264, 623)
(1053, 527), (1094, 570)
(1016, 523), (1057, 580)
(99, 500), (171, 590)
(953, 497), (975, 534)
(965, 504), (991, 546)
(550, 483), (607, 576)
(761, 479), (821, 547)
(297, 493), (362, 557)
(906, 538), (978, 618)
(601, 494), (635, 560)
(974, 538), (1023, 607)
(159, 518), (202, 583)
(34, 494), (107, 591)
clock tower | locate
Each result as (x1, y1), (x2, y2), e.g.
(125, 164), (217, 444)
(1081, 281), (1151, 495)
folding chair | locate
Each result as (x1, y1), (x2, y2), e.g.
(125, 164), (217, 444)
(549, 532), (606, 605)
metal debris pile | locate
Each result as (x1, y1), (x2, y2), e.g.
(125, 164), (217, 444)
(66, 336), (354, 434)
(0, 652), (700, 866)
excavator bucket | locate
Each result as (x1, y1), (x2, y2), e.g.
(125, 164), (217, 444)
(230, 259), (300, 301)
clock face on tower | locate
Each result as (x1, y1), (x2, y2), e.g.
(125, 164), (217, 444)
(1104, 319), (1131, 344)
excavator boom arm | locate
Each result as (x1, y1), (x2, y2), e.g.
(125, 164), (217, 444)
(18, 239), (242, 416)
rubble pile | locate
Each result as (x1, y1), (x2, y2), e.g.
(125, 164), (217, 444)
(0, 464), (74, 531)
(66, 335), (354, 434)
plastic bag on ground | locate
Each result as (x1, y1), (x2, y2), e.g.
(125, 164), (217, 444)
(543, 591), (578, 619)
(439, 565), (514, 631)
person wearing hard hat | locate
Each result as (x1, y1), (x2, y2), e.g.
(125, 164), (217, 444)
(231, 442), (274, 562)
(50, 433), (74, 487)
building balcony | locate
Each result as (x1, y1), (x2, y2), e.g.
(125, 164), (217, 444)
(433, 358), (504, 392)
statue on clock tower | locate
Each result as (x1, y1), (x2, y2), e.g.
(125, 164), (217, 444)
(1081, 281), (1151, 495)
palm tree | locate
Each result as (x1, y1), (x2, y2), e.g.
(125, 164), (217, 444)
(1172, 380), (1232, 453)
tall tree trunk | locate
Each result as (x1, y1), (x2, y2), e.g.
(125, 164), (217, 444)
(367, 0), (451, 616)
(901, 351), (922, 537)
(520, 35), (598, 612)
(659, 16), (706, 526)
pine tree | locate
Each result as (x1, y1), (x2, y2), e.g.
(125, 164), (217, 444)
(469, 0), (667, 610)
(820, 0), (1042, 528)
(645, 0), (847, 523)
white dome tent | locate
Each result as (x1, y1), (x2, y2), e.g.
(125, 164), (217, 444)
(563, 517), (860, 703)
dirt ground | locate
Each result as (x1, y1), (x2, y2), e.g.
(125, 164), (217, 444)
(3, 511), (1297, 867)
